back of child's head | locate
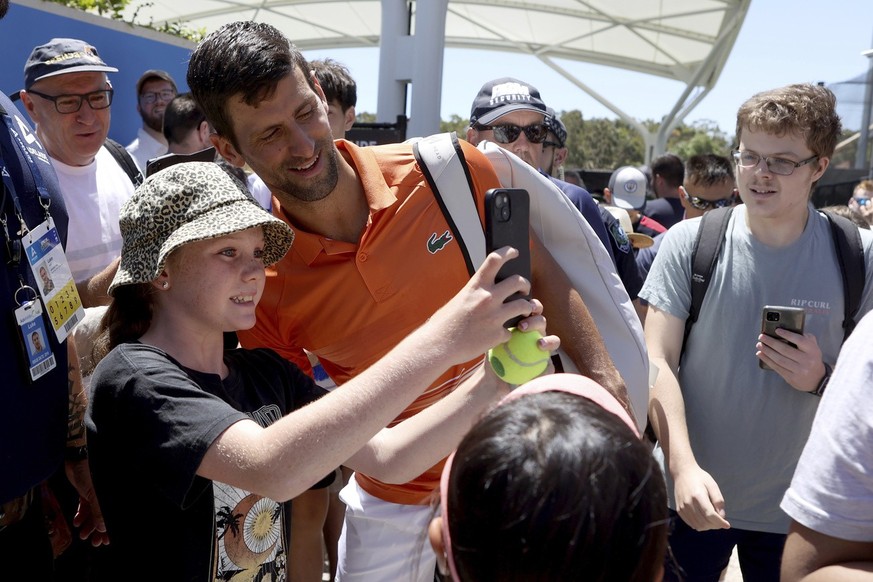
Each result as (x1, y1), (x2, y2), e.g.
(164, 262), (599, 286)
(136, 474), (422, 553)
(310, 58), (357, 112)
(685, 153), (734, 187)
(439, 374), (667, 581)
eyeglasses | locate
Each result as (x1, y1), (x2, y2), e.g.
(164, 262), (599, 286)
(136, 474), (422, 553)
(854, 196), (871, 207)
(475, 123), (549, 144)
(731, 149), (819, 176)
(28, 88), (113, 114)
(543, 140), (562, 149)
(140, 89), (176, 105)
(681, 187), (737, 211)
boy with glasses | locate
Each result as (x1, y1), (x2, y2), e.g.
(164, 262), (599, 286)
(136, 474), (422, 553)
(125, 69), (177, 172)
(641, 83), (873, 580)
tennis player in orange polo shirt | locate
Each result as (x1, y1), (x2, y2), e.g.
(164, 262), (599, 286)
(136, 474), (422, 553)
(190, 21), (627, 582)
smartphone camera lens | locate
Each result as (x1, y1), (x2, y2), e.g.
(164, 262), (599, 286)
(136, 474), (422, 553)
(495, 194), (511, 221)
(766, 311), (780, 322)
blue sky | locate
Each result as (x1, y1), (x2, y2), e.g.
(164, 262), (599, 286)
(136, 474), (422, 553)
(303, 1), (873, 139)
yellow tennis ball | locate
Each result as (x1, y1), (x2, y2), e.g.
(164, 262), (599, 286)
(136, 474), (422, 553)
(488, 328), (549, 385)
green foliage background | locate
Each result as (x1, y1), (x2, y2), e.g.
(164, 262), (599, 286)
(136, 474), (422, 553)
(47, 0), (205, 42)
(435, 110), (733, 171)
(41, 1), (783, 171)
(50, 1), (861, 173)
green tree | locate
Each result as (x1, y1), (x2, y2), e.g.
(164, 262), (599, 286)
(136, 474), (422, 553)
(352, 108), (730, 170)
(567, 114), (644, 170)
(47, 0), (205, 42)
(439, 114), (468, 136)
(49, 0), (129, 18)
(557, 110), (731, 170)
(666, 119), (732, 160)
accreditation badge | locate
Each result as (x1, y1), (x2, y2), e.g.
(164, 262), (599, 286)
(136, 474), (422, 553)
(23, 218), (84, 343)
(14, 296), (56, 382)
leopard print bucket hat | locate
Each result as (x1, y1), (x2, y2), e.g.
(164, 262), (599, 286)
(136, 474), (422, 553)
(109, 162), (294, 295)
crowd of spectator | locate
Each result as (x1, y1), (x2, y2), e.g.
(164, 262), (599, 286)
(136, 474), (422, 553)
(3, 7), (873, 581)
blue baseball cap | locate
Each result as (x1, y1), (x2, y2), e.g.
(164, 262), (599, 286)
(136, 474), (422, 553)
(24, 38), (117, 90)
(470, 77), (548, 126)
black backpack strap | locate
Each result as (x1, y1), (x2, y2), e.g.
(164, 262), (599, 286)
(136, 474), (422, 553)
(821, 209), (866, 342)
(102, 138), (143, 188)
(682, 206), (734, 353)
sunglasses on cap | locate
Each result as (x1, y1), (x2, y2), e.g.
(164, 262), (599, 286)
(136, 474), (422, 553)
(681, 187), (738, 211)
(474, 123), (549, 144)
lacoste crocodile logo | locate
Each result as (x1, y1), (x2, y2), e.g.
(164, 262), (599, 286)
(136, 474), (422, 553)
(427, 230), (453, 254)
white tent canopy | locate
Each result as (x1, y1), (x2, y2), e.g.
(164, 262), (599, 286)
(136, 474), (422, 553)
(125, 0), (751, 159)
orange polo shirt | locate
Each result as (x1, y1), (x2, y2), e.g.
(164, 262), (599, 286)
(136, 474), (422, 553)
(238, 139), (501, 505)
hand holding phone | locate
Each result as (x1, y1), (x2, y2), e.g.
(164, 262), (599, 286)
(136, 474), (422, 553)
(485, 188), (531, 328)
(759, 306), (805, 370)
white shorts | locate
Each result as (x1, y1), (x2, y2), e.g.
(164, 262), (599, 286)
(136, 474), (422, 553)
(335, 474), (437, 582)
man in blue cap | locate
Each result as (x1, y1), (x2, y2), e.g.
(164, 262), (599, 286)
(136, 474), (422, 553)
(467, 79), (644, 316)
(19, 37), (137, 308)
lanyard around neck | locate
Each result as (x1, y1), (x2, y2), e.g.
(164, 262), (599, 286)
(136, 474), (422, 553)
(0, 102), (52, 266)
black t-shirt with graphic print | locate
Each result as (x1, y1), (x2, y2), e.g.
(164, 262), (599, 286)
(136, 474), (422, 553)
(87, 343), (326, 580)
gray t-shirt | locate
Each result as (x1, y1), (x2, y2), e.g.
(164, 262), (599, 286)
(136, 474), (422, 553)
(781, 309), (873, 542)
(640, 205), (873, 533)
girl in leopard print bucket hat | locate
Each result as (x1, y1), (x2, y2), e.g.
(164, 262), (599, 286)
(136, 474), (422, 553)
(83, 161), (558, 578)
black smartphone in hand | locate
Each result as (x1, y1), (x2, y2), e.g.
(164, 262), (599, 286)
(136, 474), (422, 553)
(485, 188), (531, 328)
(759, 306), (805, 370)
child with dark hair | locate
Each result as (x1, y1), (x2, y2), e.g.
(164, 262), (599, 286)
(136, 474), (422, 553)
(310, 58), (357, 139)
(430, 374), (668, 581)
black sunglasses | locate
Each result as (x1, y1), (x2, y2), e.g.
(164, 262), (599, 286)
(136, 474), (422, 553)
(474, 123), (549, 144)
(682, 187), (737, 211)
